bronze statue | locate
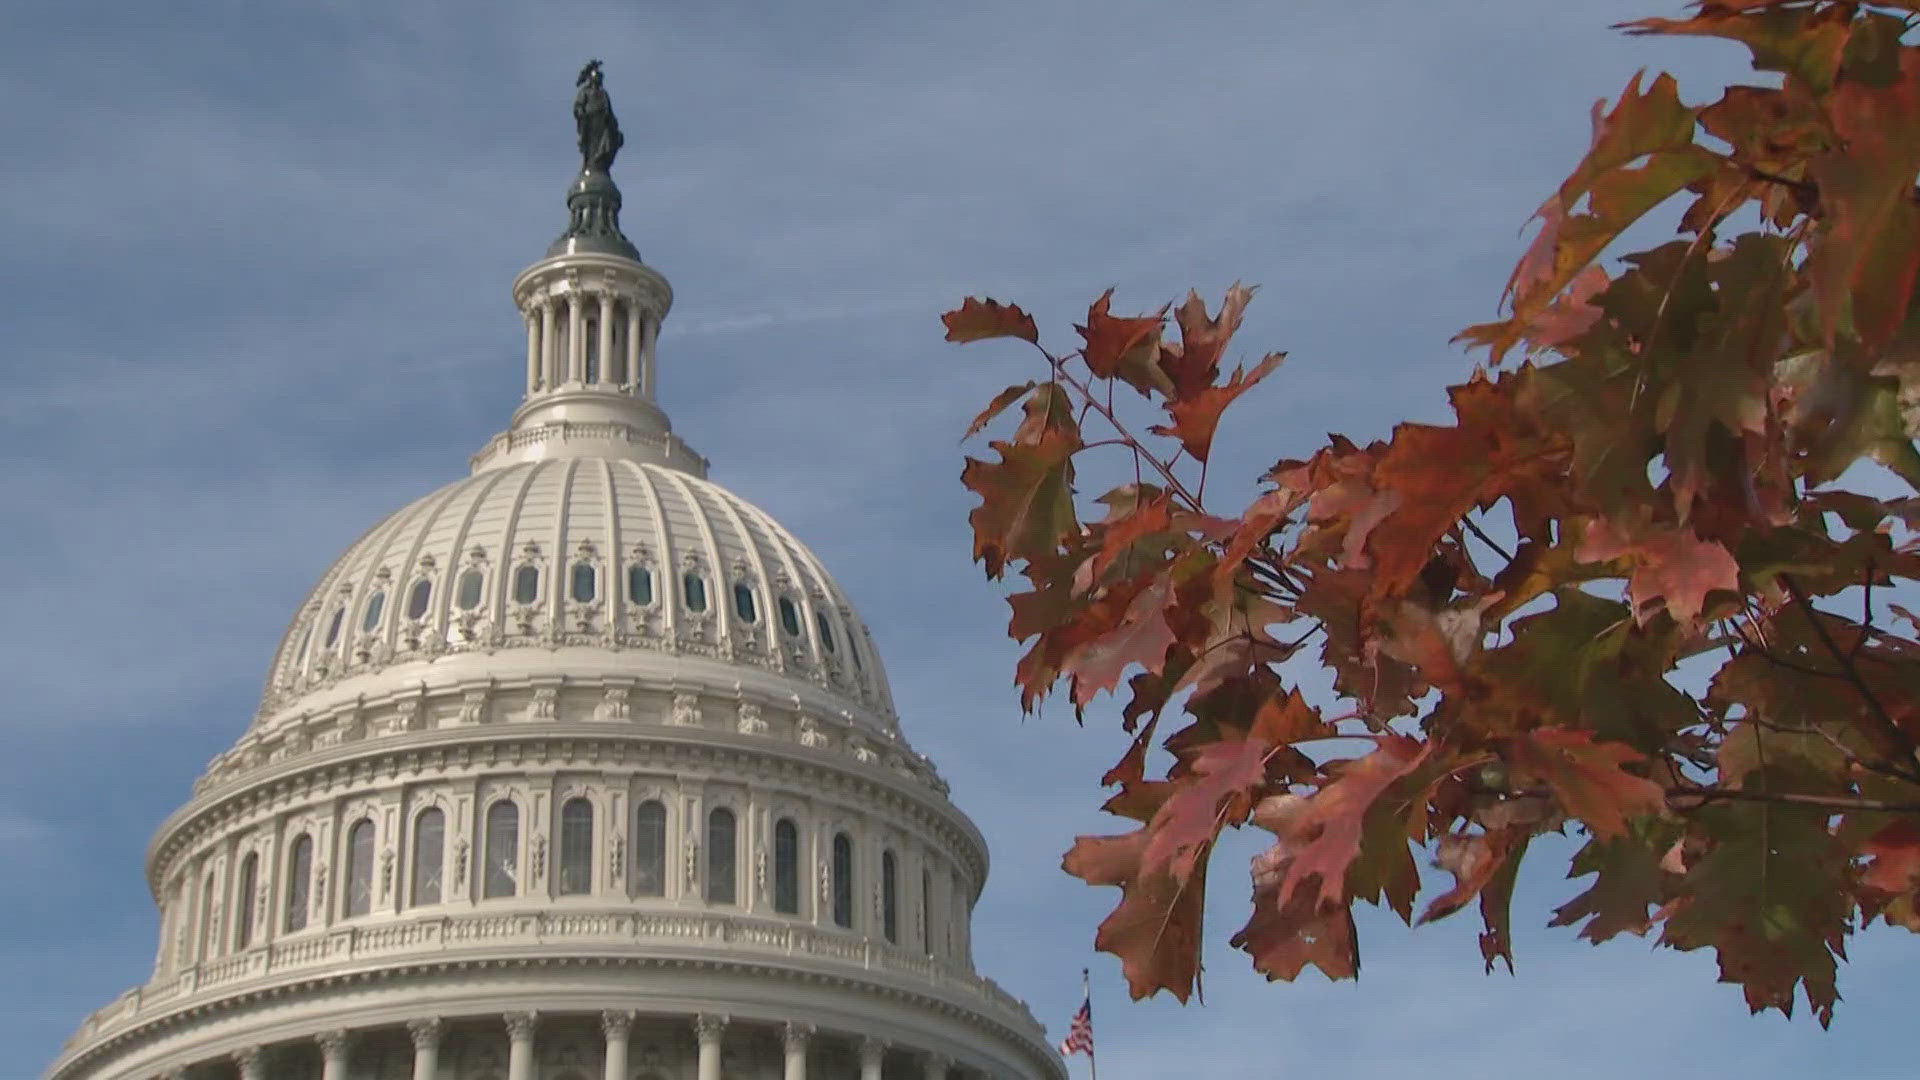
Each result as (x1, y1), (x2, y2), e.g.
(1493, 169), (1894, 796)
(574, 60), (624, 173)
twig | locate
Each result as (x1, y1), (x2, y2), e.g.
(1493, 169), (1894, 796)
(1460, 515), (1514, 563)
(1779, 572), (1920, 781)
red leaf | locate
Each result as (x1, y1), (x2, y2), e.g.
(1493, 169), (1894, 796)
(1063, 828), (1209, 1001)
(1508, 729), (1666, 839)
(1278, 735), (1431, 909)
(1160, 284), (1256, 397)
(1574, 515), (1739, 625)
(943, 297), (1040, 344)
(1152, 352), (1286, 463)
(1067, 575), (1178, 707)
(1078, 290), (1169, 389)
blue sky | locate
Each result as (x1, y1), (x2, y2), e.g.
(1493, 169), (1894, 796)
(5, 1), (1919, 1077)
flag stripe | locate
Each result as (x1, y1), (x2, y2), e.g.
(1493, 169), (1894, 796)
(1058, 998), (1093, 1057)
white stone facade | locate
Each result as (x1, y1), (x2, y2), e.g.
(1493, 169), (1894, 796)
(46, 108), (1060, 1080)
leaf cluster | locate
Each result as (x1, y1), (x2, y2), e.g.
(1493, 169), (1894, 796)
(943, 0), (1920, 1025)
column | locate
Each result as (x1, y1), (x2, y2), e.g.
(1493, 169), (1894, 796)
(597, 293), (616, 386)
(525, 310), (541, 393)
(923, 1051), (951, 1080)
(782, 1021), (813, 1080)
(318, 1029), (351, 1080)
(539, 301), (557, 391)
(859, 1036), (887, 1080)
(694, 1013), (727, 1080)
(568, 294), (586, 384)
(640, 319), (658, 400)
(408, 1016), (443, 1080)
(504, 1012), (538, 1080)
(601, 1010), (633, 1080)
(231, 1046), (264, 1080)
(624, 301), (641, 392)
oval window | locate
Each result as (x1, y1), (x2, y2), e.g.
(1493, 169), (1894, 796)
(733, 583), (757, 623)
(682, 573), (708, 613)
(406, 579), (432, 620)
(570, 562), (597, 603)
(512, 565), (540, 605)
(815, 611), (836, 653)
(456, 568), (484, 610)
(777, 596), (801, 637)
(361, 591), (386, 633)
(627, 565), (654, 606)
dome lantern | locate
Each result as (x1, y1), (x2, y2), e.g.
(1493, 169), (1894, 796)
(473, 61), (703, 476)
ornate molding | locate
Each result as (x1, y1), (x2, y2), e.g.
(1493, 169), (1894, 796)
(693, 1012), (728, 1042)
(316, 1027), (351, 1059)
(503, 1010), (539, 1041)
(600, 1008), (634, 1040)
(406, 1016), (443, 1050)
(782, 1020), (815, 1053)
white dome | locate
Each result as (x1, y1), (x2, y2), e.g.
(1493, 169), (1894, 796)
(47, 90), (1060, 1080)
(257, 456), (898, 738)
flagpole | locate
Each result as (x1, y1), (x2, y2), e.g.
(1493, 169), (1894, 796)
(1083, 967), (1097, 1080)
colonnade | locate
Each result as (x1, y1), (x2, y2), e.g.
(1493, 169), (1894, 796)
(524, 290), (656, 400)
(157, 1010), (978, 1079)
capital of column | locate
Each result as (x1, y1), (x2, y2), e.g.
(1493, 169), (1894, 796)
(782, 1021), (815, 1053)
(694, 1012), (729, 1043)
(408, 1016), (444, 1051)
(317, 1028), (352, 1058)
(231, 1045), (264, 1080)
(505, 1010), (540, 1041)
(859, 1036), (889, 1067)
(601, 1009), (635, 1039)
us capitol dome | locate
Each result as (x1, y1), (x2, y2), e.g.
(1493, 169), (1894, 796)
(47, 64), (1063, 1080)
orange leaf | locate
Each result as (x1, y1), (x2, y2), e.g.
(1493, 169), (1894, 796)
(961, 428), (1078, 578)
(1078, 290), (1169, 389)
(1277, 735), (1431, 909)
(1574, 515), (1739, 625)
(1067, 575), (1178, 707)
(1063, 828), (1209, 1001)
(1160, 284), (1256, 396)
(942, 297), (1040, 344)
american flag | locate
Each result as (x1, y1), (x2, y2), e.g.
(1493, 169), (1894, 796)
(1059, 973), (1094, 1060)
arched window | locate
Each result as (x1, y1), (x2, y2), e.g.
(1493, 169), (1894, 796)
(559, 798), (594, 896)
(294, 623), (313, 668)
(198, 871), (219, 960)
(406, 578), (432, 620)
(634, 800), (667, 897)
(323, 607), (345, 648)
(627, 565), (654, 606)
(920, 865), (932, 954)
(732, 583), (758, 623)
(234, 853), (258, 950)
(512, 564), (540, 605)
(361, 590), (386, 633)
(344, 818), (375, 918)
(777, 596), (802, 637)
(585, 316), (601, 384)
(816, 611), (836, 653)
(849, 634), (865, 672)
(882, 850), (899, 944)
(706, 807), (737, 905)
(570, 562), (597, 603)
(285, 834), (313, 932)
(456, 568), (484, 610)
(682, 572), (708, 613)
(773, 818), (800, 915)
(411, 808), (445, 907)
(483, 801), (519, 899)
(832, 833), (854, 929)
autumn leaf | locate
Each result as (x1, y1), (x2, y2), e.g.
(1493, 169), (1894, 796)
(962, 428), (1078, 578)
(1574, 515), (1740, 626)
(1508, 729), (1667, 839)
(963, 381), (1037, 441)
(1278, 735), (1431, 909)
(1153, 352), (1286, 463)
(1078, 290), (1172, 395)
(942, 297), (1040, 344)
(1063, 827), (1211, 1001)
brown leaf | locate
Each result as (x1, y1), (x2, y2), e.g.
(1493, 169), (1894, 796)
(1063, 828), (1210, 1001)
(942, 297), (1039, 344)
(963, 381), (1037, 440)
(1152, 352), (1286, 463)
(1278, 735), (1431, 909)
(1508, 729), (1667, 839)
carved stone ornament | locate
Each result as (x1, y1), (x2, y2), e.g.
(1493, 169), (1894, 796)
(859, 1036), (889, 1066)
(817, 858), (832, 903)
(693, 1013), (728, 1043)
(798, 717), (828, 748)
(380, 847), (395, 900)
(459, 688), (490, 724)
(454, 839), (471, 885)
(853, 742), (880, 765)
(532, 834), (548, 882)
(230, 1045), (264, 1080)
(408, 1017), (444, 1050)
(504, 1011), (540, 1041)
(755, 845), (768, 896)
(610, 834), (625, 880)
(601, 1009), (635, 1039)
(782, 1021), (815, 1053)
(670, 691), (701, 726)
(684, 832), (700, 887)
(312, 864), (328, 916)
(528, 686), (559, 721)
(736, 701), (767, 734)
(316, 1029), (352, 1059)
(597, 686), (630, 721)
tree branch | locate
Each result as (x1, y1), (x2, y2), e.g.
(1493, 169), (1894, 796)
(1779, 572), (1920, 782)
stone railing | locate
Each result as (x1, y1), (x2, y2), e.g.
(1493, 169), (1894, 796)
(62, 908), (1038, 1052)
